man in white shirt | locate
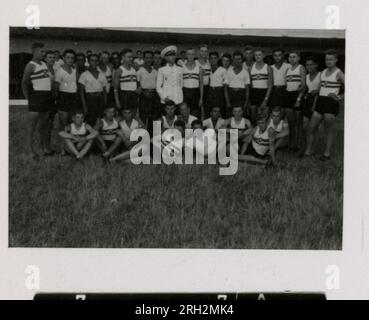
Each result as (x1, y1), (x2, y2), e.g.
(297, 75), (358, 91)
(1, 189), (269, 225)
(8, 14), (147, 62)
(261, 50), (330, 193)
(178, 102), (198, 129)
(156, 45), (184, 111)
(205, 51), (228, 118)
(225, 50), (250, 118)
(137, 50), (159, 133)
(78, 54), (108, 126)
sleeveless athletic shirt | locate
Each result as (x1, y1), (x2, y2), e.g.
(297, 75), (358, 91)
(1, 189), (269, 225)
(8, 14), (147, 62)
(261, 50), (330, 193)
(319, 68), (342, 97)
(120, 119), (140, 139)
(271, 62), (291, 86)
(250, 63), (268, 89)
(161, 115), (178, 129)
(98, 66), (112, 92)
(252, 126), (269, 156)
(29, 61), (51, 91)
(230, 117), (249, 130)
(267, 118), (285, 133)
(286, 65), (302, 92)
(70, 123), (87, 136)
(100, 118), (119, 140)
(196, 60), (211, 86)
(306, 72), (321, 93)
(182, 63), (200, 88)
(119, 66), (137, 91)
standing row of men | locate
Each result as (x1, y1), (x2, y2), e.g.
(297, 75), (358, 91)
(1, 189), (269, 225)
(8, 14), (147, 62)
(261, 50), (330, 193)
(21, 42), (344, 162)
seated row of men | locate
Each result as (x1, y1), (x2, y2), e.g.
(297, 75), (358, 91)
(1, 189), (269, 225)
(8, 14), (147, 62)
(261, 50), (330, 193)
(59, 100), (288, 166)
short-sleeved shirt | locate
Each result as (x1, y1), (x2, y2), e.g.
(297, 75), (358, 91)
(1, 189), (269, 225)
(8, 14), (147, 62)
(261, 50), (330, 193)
(137, 66), (158, 90)
(55, 67), (77, 93)
(226, 66), (250, 89)
(209, 67), (228, 88)
(78, 70), (107, 93)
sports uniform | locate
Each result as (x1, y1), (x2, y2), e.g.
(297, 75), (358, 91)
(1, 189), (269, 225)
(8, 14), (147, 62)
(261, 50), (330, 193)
(269, 62), (290, 107)
(206, 66), (228, 115)
(55, 66), (78, 113)
(203, 117), (225, 130)
(285, 64), (302, 110)
(182, 114), (198, 129)
(137, 66), (159, 125)
(315, 68), (342, 116)
(303, 72), (321, 118)
(70, 122), (87, 139)
(250, 63), (269, 106)
(161, 115), (178, 130)
(246, 126), (270, 159)
(99, 117), (119, 148)
(120, 118), (141, 145)
(226, 66), (250, 107)
(78, 70), (108, 125)
(119, 65), (138, 110)
(28, 61), (52, 113)
(267, 118), (286, 133)
(182, 62), (201, 117)
(98, 65), (114, 107)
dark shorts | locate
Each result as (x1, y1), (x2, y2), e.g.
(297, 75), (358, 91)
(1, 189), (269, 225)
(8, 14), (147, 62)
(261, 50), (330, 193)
(250, 88), (267, 106)
(28, 90), (52, 113)
(315, 96), (339, 116)
(183, 87), (201, 117)
(139, 89), (161, 122)
(107, 89), (115, 108)
(120, 90), (138, 110)
(302, 93), (316, 119)
(206, 87), (225, 115)
(285, 90), (301, 110)
(85, 93), (105, 126)
(57, 92), (79, 112)
(229, 88), (246, 108)
(202, 85), (209, 107)
(269, 86), (287, 108)
(246, 142), (269, 160)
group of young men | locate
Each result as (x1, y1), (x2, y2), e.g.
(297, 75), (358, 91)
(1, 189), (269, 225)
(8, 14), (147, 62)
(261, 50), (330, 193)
(21, 41), (344, 165)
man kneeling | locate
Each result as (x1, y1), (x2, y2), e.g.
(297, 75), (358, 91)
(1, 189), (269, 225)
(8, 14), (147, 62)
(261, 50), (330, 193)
(59, 109), (98, 159)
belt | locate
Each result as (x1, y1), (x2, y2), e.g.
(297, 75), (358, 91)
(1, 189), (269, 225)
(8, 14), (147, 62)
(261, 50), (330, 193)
(210, 86), (223, 90)
(86, 92), (103, 96)
(229, 88), (245, 91)
(273, 85), (286, 88)
(142, 88), (156, 91)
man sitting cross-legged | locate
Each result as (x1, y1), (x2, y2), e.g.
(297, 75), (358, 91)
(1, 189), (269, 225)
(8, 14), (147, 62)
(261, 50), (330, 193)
(58, 109), (98, 160)
(95, 106), (122, 159)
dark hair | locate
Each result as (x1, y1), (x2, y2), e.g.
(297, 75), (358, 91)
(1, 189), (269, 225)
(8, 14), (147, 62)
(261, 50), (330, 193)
(233, 50), (243, 59)
(153, 50), (161, 56)
(165, 100), (176, 107)
(271, 106), (282, 113)
(63, 49), (76, 57)
(143, 50), (154, 58)
(73, 109), (85, 116)
(305, 56), (318, 64)
(111, 51), (120, 57)
(136, 50), (142, 54)
(272, 48), (284, 55)
(254, 47), (264, 53)
(325, 49), (338, 58)
(244, 45), (254, 52)
(31, 42), (44, 50)
(289, 50), (300, 56)
(54, 50), (60, 54)
(209, 51), (219, 58)
(180, 50), (186, 54)
(45, 50), (54, 56)
(75, 52), (86, 59)
(222, 53), (232, 60)
(174, 119), (186, 130)
(199, 44), (208, 50)
(88, 54), (99, 61)
(191, 119), (203, 128)
(121, 48), (133, 56)
(100, 51), (110, 57)
(105, 105), (116, 111)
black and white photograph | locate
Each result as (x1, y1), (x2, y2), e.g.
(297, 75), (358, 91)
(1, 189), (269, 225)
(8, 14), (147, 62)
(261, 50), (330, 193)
(9, 26), (345, 250)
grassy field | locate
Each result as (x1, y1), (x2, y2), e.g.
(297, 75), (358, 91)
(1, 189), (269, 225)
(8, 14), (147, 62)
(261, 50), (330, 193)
(9, 106), (343, 249)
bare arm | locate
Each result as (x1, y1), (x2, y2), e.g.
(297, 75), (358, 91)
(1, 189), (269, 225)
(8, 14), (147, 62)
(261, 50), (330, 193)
(113, 67), (122, 109)
(59, 125), (76, 140)
(79, 84), (88, 114)
(268, 128), (276, 164)
(85, 124), (98, 140)
(21, 63), (34, 100)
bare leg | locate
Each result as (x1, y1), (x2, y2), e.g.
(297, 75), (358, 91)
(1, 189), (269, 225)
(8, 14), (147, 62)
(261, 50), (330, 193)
(295, 110), (303, 150)
(284, 108), (294, 147)
(38, 112), (51, 153)
(109, 150), (132, 162)
(274, 136), (288, 151)
(304, 111), (323, 156)
(323, 113), (336, 157)
(64, 139), (80, 157)
(240, 134), (252, 155)
(238, 154), (268, 165)
(104, 137), (122, 158)
(250, 104), (258, 126)
(77, 140), (93, 159)
(27, 112), (40, 158)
